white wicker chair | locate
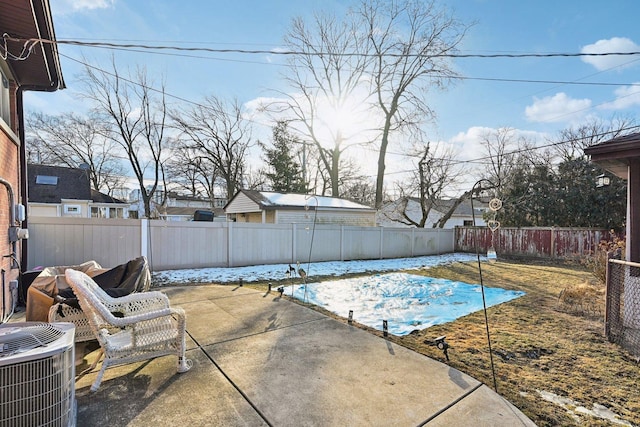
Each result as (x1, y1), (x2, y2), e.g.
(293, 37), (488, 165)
(64, 269), (192, 392)
(48, 257), (151, 343)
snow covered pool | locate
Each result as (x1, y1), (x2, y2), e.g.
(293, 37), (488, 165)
(290, 272), (525, 336)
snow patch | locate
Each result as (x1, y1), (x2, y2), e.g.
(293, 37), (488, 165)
(536, 390), (633, 426)
(153, 253), (479, 285)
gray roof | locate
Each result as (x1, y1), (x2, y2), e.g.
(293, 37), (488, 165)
(28, 164), (125, 204)
(406, 197), (487, 216)
(236, 189), (375, 211)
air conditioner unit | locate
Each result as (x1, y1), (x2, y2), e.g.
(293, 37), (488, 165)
(0, 322), (76, 427)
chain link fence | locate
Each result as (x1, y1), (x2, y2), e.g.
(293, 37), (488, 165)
(606, 259), (640, 357)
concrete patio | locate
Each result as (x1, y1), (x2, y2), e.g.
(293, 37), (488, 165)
(63, 284), (534, 426)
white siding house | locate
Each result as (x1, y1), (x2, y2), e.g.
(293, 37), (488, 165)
(377, 197), (487, 228)
(27, 164), (129, 219)
(225, 190), (377, 226)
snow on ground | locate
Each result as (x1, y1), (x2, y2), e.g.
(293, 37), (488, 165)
(153, 253), (525, 337)
(152, 252), (480, 285)
(288, 273), (524, 335)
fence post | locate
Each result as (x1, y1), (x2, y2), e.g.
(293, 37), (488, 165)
(227, 221), (233, 267)
(340, 225), (344, 261)
(140, 219), (148, 259)
(292, 223), (297, 262)
(604, 253), (616, 341)
(411, 228), (415, 257)
(379, 226), (384, 259)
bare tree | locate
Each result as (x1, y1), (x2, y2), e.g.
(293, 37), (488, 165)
(555, 115), (636, 161)
(165, 137), (220, 203)
(341, 177), (378, 207)
(171, 95), (252, 199)
(383, 141), (460, 227)
(80, 59), (168, 218)
(277, 11), (372, 197)
(26, 111), (126, 195)
(358, 0), (469, 207)
(480, 127), (521, 188)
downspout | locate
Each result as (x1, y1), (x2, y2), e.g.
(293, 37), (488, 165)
(17, 86), (28, 272)
(0, 176), (17, 268)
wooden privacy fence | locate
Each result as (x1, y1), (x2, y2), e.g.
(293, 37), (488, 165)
(25, 217), (454, 271)
(454, 226), (612, 259)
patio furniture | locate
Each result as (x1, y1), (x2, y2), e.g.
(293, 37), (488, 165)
(64, 268), (192, 392)
(48, 257), (151, 342)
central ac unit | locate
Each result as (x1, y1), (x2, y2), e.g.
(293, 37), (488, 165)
(0, 322), (76, 427)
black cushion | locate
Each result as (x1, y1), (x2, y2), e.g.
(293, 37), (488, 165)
(93, 263), (127, 290)
(57, 258), (145, 311)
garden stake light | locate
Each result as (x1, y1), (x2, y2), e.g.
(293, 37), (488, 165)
(470, 178), (500, 393)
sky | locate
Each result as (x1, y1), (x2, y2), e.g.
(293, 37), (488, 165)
(23, 0), (640, 195)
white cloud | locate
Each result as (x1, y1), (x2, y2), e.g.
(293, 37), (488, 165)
(525, 92), (591, 123)
(581, 37), (640, 71)
(57, 0), (115, 13)
(448, 126), (546, 161)
(599, 83), (640, 110)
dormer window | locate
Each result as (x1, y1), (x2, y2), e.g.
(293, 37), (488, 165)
(36, 175), (58, 185)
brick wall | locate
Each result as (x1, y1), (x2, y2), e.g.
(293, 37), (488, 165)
(0, 88), (20, 282)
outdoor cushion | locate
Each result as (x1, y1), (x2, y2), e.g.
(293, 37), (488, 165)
(56, 257), (148, 310)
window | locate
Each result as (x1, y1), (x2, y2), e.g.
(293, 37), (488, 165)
(64, 205), (81, 214)
(91, 207), (106, 218)
(463, 220), (474, 226)
(0, 68), (9, 125)
(91, 206), (125, 219)
(36, 175), (58, 185)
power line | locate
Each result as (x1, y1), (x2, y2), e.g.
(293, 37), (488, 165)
(5, 35), (640, 60)
(26, 41), (640, 183)
(58, 53), (275, 129)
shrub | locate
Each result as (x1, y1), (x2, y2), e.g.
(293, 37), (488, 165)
(581, 231), (625, 284)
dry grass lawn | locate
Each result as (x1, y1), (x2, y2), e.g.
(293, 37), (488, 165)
(265, 259), (640, 426)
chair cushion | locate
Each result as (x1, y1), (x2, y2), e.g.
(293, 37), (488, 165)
(93, 263), (128, 290)
(57, 259), (144, 311)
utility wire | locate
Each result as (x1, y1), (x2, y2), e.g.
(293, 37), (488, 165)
(21, 38), (640, 182)
(5, 35), (640, 59)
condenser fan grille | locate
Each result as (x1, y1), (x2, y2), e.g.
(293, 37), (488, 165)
(0, 323), (65, 358)
(0, 322), (76, 427)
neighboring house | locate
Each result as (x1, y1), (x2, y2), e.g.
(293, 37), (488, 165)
(225, 189), (377, 226)
(27, 164), (129, 219)
(156, 192), (226, 221)
(128, 187), (227, 220)
(585, 133), (640, 356)
(377, 197), (487, 228)
(0, 0), (64, 313)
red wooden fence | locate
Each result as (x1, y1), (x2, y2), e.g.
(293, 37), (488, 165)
(454, 227), (613, 259)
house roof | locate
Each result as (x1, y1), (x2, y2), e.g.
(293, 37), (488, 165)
(0, 0), (65, 90)
(27, 164), (125, 204)
(405, 197), (487, 216)
(234, 190), (375, 211)
(90, 189), (126, 204)
(584, 132), (640, 179)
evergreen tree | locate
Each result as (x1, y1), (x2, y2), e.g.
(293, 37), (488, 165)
(260, 122), (308, 193)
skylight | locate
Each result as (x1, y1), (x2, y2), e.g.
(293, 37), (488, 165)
(36, 175), (58, 185)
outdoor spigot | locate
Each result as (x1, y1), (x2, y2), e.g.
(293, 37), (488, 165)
(435, 335), (450, 361)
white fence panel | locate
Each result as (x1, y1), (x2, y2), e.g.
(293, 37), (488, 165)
(149, 221), (228, 270)
(294, 225), (342, 263)
(27, 217), (141, 269)
(26, 218), (456, 272)
(229, 222), (293, 267)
